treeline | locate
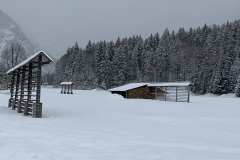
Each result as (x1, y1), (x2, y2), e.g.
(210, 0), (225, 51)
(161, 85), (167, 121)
(54, 20), (240, 94)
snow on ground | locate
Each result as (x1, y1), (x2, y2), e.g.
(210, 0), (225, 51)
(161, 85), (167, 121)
(0, 88), (240, 160)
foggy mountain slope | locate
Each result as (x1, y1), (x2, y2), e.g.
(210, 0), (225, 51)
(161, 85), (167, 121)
(0, 10), (56, 73)
(0, 10), (36, 55)
(42, 56), (57, 74)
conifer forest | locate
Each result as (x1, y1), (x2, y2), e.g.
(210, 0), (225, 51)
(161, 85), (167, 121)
(54, 20), (240, 94)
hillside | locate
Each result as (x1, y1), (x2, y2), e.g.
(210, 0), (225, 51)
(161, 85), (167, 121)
(0, 10), (37, 55)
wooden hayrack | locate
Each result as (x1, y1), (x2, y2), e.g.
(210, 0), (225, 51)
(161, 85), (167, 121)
(60, 82), (74, 94)
(6, 51), (54, 118)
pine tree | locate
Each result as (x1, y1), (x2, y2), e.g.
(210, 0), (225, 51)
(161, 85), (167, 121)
(229, 56), (240, 91)
(112, 46), (127, 86)
(99, 50), (112, 89)
(95, 41), (105, 87)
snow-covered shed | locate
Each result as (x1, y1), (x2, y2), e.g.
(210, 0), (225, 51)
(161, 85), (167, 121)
(60, 82), (74, 94)
(109, 83), (155, 99)
(110, 82), (191, 102)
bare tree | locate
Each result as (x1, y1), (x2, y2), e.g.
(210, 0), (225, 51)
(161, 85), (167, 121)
(0, 42), (28, 89)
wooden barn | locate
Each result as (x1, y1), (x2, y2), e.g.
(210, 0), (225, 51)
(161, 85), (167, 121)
(109, 82), (191, 102)
(109, 83), (159, 99)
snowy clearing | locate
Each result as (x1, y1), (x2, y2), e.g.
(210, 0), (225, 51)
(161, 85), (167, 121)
(0, 88), (240, 160)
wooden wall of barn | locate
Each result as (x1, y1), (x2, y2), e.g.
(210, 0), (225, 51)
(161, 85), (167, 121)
(128, 86), (155, 99)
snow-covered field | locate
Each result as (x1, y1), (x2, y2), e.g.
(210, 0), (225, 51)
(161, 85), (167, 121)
(0, 88), (240, 160)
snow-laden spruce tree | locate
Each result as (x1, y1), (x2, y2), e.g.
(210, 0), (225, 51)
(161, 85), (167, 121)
(99, 47), (112, 89)
(235, 74), (240, 97)
(112, 46), (127, 86)
(95, 41), (106, 87)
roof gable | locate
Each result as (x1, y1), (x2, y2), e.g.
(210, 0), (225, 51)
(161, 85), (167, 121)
(6, 51), (54, 74)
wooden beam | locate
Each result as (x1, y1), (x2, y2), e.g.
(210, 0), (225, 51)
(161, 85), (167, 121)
(176, 87), (178, 102)
(8, 72), (15, 108)
(25, 63), (33, 116)
(155, 87), (157, 100)
(187, 86), (190, 103)
(20, 67), (26, 99)
(12, 72), (20, 110)
(71, 85), (73, 94)
(13, 71), (20, 110)
(33, 54), (42, 118)
(33, 103), (42, 118)
(165, 87), (167, 101)
(23, 101), (28, 116)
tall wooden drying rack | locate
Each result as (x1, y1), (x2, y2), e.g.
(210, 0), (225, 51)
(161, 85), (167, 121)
(6, 51), (54, 118)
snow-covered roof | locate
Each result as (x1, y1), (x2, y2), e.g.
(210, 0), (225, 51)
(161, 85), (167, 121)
(148, 82), (191, 87)
(7, 51), (54, 74)
(109, 82), (191, 91)
(109, 83), (149, 92)
(60, 82), (75, 85)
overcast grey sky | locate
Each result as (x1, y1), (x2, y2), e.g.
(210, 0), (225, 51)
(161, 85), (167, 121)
(1, 0), (240, 58)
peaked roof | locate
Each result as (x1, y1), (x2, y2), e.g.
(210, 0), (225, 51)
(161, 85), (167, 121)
(6, 51), (54, 74)
(109, 83), (149, 92)
(109, 82), (191, 92)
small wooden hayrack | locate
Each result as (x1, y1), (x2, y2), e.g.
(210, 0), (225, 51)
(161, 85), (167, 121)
(60, 82), (74, 94)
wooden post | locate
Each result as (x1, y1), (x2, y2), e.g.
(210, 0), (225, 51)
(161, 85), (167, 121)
(24, 101), (28, 116)
(176, 87), (178, 102)
(26, 63), (33, 115)
(164, 87), (167, 101)
(17, 101), (21, 113)
(18, 67), (26, 113)
(27, 63), (32, 105)
(61, 85), (63, 94)
(8, 99), (12, 108)
(33, 103), (42, 118)
(13, 70), (20, 110)
(64, 85), (66, 94)
(155, 87), (157, 100)
(9, 72), (15, 108)
(33, 54), (42, 118)
(71, 85), (73, 94)
(67, 85), (69, 94)
(187, 86), (190, 103)
(20, 68), (26, 98)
